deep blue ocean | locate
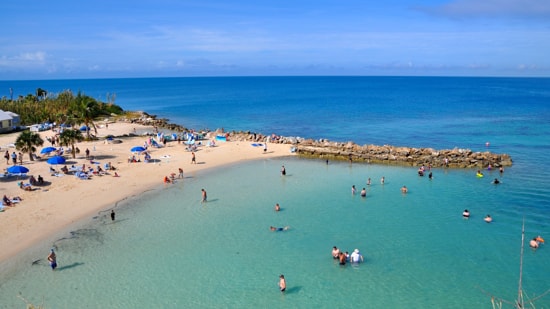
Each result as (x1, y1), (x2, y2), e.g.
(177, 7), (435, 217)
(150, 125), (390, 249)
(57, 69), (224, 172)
(3, 76), (549, 151)
(0, 76), (549, 308)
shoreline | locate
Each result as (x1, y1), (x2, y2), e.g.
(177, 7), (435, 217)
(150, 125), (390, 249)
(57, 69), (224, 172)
(0, 117), (512, 267)
(0, 122), (295, 265)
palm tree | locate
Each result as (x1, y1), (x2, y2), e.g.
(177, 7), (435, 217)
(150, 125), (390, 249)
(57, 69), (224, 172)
(15, 131), (44, 161)
(70, 93), (99, 140)
(59, 129), (84, 159)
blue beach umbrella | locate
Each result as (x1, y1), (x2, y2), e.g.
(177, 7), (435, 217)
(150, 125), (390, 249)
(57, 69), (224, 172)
(47, 155), (66, 165)
(40, 147), (57, 154)
(130, 146), (146, 153)
(7, 165), (29, 174)
(80, 125), (90, 131)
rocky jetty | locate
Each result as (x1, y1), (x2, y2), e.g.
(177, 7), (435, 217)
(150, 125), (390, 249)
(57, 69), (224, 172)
(114, 113), (513, 169)
(294, 141), (512, 168)
(119, 111), (188, 132)
(215, 132), (513, 169)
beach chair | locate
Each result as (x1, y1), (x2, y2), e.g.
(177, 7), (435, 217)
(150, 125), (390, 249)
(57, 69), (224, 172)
(75, 172), (91, 180)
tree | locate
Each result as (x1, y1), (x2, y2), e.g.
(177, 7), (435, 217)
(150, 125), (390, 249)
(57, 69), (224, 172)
(68, 93), (99, 140)
(36, 88), (47, 100)
(59, 129), (84, 159)
(15, 131), (44, 161)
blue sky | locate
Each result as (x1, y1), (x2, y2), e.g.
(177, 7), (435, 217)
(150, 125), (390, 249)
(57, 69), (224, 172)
(1, 0), (549, 79)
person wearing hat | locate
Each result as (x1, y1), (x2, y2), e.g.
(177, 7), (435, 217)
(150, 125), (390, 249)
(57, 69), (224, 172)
(47, 249), (57, 270)
(350, 249), (364, 263)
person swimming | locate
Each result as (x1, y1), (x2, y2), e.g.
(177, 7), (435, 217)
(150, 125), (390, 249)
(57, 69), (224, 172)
(484, 214), (492, 223)
(463, 209), (470, 218)
(338, 252), (346, 265)
(530, 238), (539, 249)
(360, 188), (366, 197)
(332, 246), (340, 259)
(270, 226), (289, 232)
(350, 249), (364, 263)
(493, 178), (500, 184)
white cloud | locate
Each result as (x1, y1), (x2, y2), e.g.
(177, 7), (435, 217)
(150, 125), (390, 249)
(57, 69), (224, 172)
(0, 51), (47, 69)
(16, 51), (46, 62)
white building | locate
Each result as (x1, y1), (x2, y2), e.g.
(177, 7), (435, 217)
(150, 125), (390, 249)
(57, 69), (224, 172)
(0, 110), (20, 133)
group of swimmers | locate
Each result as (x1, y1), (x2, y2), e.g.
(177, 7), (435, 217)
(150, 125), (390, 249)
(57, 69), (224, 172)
(417, 165), (433, 179)
(351, 185), (367, 197)
(351, 180), (410, 197)
(462, 209), (493, 223)
(332, 246), (364, 266)
(351, 176), (389, 197)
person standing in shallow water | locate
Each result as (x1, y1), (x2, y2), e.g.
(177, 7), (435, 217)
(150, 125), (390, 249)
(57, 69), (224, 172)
(201, 189), (207, 203)
(47, 249), (57, 270)
(281, 165), (286, 176)
(279, 275), (286, 292)
(111, 210), (115, 221)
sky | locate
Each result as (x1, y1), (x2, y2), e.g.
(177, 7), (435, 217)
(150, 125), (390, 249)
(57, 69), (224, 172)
(1, 0), (549, 79)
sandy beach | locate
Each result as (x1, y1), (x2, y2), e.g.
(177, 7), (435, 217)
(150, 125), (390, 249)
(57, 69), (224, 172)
(0, 122), (294, 264)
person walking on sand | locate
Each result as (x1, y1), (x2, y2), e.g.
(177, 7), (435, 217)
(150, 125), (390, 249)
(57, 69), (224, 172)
(263, 143), (267, 153)
(279, 275), (286, 292)
(178, 168), (184, 179)
(47, 249), (57, 270)
(191, 152), (196, 164)
(201, 189), (207, 203)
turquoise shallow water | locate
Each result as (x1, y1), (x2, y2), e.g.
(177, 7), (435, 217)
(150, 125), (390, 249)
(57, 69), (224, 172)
(0, 76), (549, 308)
(0, 157), (548, 308)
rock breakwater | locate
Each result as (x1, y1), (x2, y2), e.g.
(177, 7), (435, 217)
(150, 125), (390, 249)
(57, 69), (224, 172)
(114, 112), (512, 169)
(222, 132), (512, 169)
